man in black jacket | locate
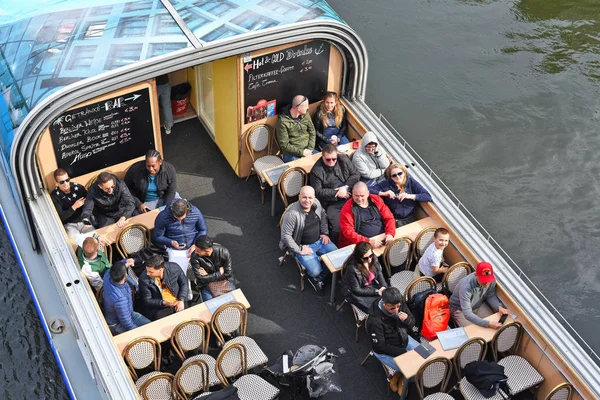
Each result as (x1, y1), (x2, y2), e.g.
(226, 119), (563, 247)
(138, 254), (189, 320)
(124, 149), (178, 214)
(309, 144), (360, 243)
(366, 287), (419, 376)
(190, 236), (235, 301)
(80, 172), (135, 228)
(50, 168), (94, 238)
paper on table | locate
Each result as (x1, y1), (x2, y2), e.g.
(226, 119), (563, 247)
(205, 292), (236, 314)
(437, 327), (469, 351)
(324, 246), (354, 270)
(166, 248), (190, 275)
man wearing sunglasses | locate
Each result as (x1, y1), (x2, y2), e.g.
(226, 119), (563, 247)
(276, 94), (317, 162)
(80, 171), (136, 228)
(51, 168), (94, 238)
(449, 262), (509, 329)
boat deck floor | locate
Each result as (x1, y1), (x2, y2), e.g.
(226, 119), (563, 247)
(161, 118), (534, 400)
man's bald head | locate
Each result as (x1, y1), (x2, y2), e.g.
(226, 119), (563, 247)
(298, 185), (316, 211)
(299, 185), (315, 197)
(291, 94), (309, 116)
(352, 182), (370, 207)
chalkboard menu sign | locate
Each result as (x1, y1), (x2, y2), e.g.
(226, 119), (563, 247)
(49, 87), (155, 177)
(243, 40), (330, 123)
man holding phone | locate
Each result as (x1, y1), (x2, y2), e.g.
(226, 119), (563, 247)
(51, 168), (94, 238)
(152, 199), (208, 257)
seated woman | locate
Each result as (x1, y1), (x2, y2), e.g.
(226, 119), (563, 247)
(341, 242), (388, 312)
(370, 163), (432, 227)
(313, 92), (349, 150)
(352, 131), (390, 186)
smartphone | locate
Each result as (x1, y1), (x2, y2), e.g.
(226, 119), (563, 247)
(178, 242), (186, 248)
(352, 141), (359, 149)
(499, 314), (508, 324)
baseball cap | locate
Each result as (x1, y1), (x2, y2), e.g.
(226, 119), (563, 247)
(476, 261), (495, 283)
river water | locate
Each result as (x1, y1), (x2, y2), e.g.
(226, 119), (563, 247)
(1, 0), (599, 398)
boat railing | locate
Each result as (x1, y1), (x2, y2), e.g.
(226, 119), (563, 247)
(379, 113), (600, 364)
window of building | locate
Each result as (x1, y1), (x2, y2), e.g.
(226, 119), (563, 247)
(67, 45), (97, 70)
(230, 11), (277, 31)
(91, 5), (112, 16)
(193, 0), (238, 17)
(179, 9), (211, 32)
(115, 17), (148, 38)
(84, 21), (107, 39)
(123, 1), (153, 13)
(200, 25), (240, 42)
(147, 42), (188, 58)
(257, 0), (298, 14)
(153, 14), (182, 36)
(105, 44), (143, 70)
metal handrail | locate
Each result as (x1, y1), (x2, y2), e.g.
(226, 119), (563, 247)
(379, 113), (600, 363)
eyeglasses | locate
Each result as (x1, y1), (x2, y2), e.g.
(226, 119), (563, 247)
(324, 157), (337, 162)
(361, 254), (373, 262)
(390, 172), (404, 178)
(56, 178), (70, 185)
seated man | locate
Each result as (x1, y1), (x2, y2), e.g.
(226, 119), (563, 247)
(417, 228), (450, 283)
(138, 254), (188, 321)
(310, 144), (360, 243)
(51, 168), (93, 238)
(190, 236), (235, 301)
(125, 149), (178, 214)
(75, 234), (111, 292)
(338, 182), (396, 248)
(366, 287), (418, 393)
(80, 172), (135, 228)
(152, 199), (208, 257)
(103, 261), (150, 335)
(276, 95), (317, 162)
(449, 262), (509, 328)
(280, 186), (337, 294)
(352, 131), (391, 186)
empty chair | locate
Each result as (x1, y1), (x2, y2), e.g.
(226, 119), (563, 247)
(442, 262), (472, 296)
(174, 359), (211, 399)
(123, 336), (161, 381)
(544, 383), (574, 400)
(116, 223), (150, 259)
(405, 276), (437, 305)
(382, 237), (415, 295)
(137, 372), (176, 400)
(453, 337), (487, 380)
(170, 320), (220, 387)
(278, 166), (307, 207)
(415, 357), (453, 400)
(412, 227), (437, 263)
(211, 302), (268, 370)
(244, 124), (284, 204)
(215, 342), (279, 400)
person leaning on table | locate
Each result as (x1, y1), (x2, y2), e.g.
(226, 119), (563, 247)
(449, 261), (509, 329)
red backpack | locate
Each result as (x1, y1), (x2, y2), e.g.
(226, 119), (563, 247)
(421, 293), (450, 341)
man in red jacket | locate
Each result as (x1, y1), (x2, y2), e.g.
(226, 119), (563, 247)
(338, 182), (396, 248)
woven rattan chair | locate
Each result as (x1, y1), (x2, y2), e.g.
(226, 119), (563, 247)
(415, 356), (453, 400)
(211, 302), (268, 370)
(216, 342), (279, 400)
(338, 258), (370, 343)
(85, 172), (105, 190)
(441, 262), (472, 296)
(412, 227), (437, 264)
(453, 337), (487, 380)
(97, 242), (113, 263)
(359, 315), (398, 396)
(123, 336), (161, 381)
(244, 124), (283, 204)
(175, 359), (211, 399)
(544, 383), (574, 400)
(278, 204), (308, 291)
(116, 223), (150, 259)
(382, 237), (415, 296)
(405, 276), (437, 305)
(278, 166), (307, 208)
(137, 372), (176, 400)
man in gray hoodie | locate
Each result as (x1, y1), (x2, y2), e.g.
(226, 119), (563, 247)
(280, 186), (337, 294)
(352, 131), (391, 186)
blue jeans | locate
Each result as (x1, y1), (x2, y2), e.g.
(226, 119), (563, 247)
(201, 280), (236, 301)
(295, 238), (337, 282)
(373, 336), (420, 371)
(282, 149), (318, 162)
(111, 312), (151, 335)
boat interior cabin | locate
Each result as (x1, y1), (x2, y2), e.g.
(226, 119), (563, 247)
(33, 38), (596, 400)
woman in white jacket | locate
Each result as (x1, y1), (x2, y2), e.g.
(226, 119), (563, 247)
(352, 131), (391, 186)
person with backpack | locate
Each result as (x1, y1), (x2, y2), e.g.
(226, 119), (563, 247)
(366, 287), (418, 394)
(341, 242), (388, 312)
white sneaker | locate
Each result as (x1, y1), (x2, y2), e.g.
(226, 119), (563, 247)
(165, 125), (171, 135)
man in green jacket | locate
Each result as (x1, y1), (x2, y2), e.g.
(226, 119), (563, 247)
(276, 95), (317, 162)
(76, 235), (112, 292)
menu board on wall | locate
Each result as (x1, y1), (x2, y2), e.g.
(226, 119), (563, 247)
(49, 87), (155, 177)
(243, 40), (330, 123)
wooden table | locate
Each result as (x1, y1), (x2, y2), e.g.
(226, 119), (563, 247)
(320, 216), (438, 303)
(394, 312), (515, 399)
(112, 289), (250, 353)
(261, 143), (355, 217)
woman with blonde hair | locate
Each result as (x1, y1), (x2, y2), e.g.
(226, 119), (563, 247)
(370, 163), (432, 227)
(313, 91), (349, 149)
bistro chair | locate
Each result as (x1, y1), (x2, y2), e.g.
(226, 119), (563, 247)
(211, 302), (268, 370)
(338, 258), (369, 343)
(415, 356), (453, 400)
(215, 342), (280, 400)
(441, 262), (472, 296)
(405, 276), (437, 305)
(97, 241), (113, 263)
(123, 336), (161, 381)
(170, 320), (220, 388)
(277, 166), (307, 208)
(359, 316), (398, 396)
(412, 227), (437, 265)
(543, 383), (574, 400)
(244, 124), (283, 204)
(116, 223), (150, 259)
(278, 204), (308, 292)
(174, 359), (211, 399)
(453, 337), (487, 380)
(382, 237), (415, 296)
(84, 171), (106, 190)
(137, 372), (177, 400)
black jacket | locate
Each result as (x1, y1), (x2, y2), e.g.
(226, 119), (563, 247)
(366, 297), (415, 357)
(309, 153), (360, 206)
(138, 262), (189, 320)
(124, 160), (177, 207)
(341, 260), (387, 299)
(80, 175), (135, 221)
(190, 243), (234, 287)
(50, 182), (87, 224)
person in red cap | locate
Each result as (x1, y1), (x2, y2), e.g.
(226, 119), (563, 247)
(449, 261), (509, 328)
